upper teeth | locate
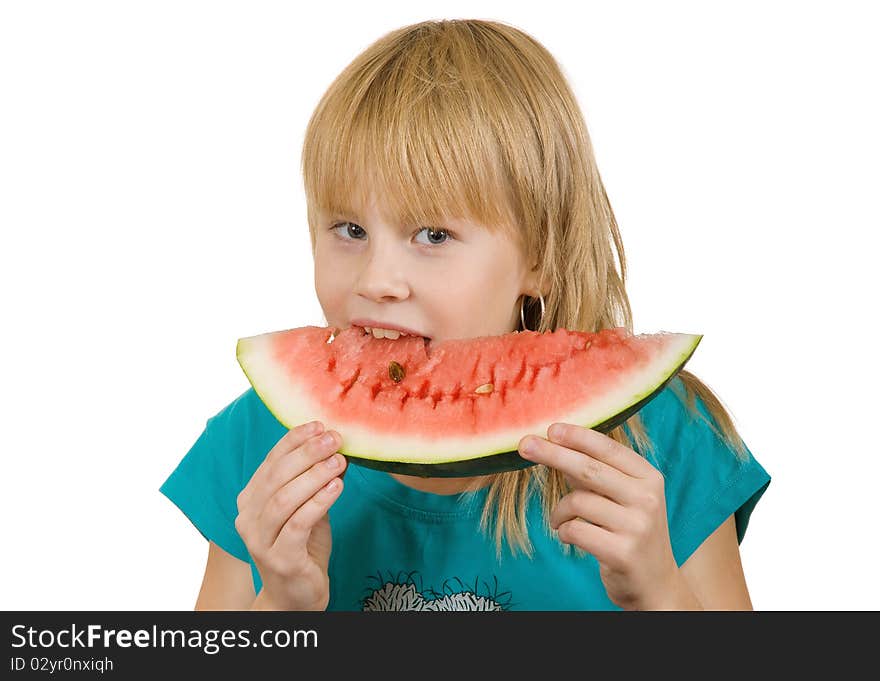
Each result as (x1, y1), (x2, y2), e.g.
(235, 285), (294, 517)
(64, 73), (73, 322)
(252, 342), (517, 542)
(363, 326), (406, 339)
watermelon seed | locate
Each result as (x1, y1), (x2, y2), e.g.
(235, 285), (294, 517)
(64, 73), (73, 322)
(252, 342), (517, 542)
(475, 382), (494, 394)
(388, 361), (406, 383)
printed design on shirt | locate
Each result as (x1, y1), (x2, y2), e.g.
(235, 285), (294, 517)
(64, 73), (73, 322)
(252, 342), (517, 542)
(360, 570), (513, 611)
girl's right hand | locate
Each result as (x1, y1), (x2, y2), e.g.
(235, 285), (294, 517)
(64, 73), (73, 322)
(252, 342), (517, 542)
(234, 421), (347, 611)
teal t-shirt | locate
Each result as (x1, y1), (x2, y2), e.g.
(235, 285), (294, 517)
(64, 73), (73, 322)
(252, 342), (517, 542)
(159, 376), (771, 610)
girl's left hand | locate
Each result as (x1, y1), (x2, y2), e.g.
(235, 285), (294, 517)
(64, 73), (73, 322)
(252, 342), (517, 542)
(518, 422), (685, 610)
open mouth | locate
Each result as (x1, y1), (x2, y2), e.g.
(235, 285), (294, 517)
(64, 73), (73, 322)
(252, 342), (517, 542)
(354, 325), (431, 342)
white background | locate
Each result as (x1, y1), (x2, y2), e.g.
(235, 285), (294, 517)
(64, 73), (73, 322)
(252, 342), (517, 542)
(2, 1), (877, 611)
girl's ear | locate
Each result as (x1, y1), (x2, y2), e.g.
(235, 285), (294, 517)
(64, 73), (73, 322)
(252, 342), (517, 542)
(523, 266), (548, 299)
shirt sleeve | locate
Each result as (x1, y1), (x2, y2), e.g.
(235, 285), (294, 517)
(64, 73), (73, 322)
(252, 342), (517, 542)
(635, 378), (772, 567)
(158, 395), (252, 563)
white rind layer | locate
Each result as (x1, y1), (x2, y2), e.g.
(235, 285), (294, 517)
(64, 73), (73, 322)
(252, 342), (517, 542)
(237, 332), (701, 465)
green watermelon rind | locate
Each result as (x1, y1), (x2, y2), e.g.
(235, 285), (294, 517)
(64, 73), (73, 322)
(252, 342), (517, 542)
(236, 329), (702, 478)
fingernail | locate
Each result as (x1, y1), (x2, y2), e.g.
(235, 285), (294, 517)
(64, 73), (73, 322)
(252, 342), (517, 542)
(520, 438), (536, 458)
(325, 453), (341, 469)
(324, 479), (340, 493)
(320, 432), (336, 447)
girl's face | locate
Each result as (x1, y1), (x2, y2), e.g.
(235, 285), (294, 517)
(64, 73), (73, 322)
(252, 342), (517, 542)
(314, 190), (541, 344)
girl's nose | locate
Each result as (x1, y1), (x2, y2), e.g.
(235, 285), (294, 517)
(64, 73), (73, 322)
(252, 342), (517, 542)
(353, 251), (411, 302)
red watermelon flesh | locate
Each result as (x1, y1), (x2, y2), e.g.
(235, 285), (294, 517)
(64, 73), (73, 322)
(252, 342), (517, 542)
(236, 326), (701, 477)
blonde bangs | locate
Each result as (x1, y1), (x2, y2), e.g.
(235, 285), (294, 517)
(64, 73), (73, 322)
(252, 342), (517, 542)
(302, 22), (519, 236)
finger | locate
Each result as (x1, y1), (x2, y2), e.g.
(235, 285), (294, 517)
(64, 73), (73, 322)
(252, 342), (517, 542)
(550, 489), (629, 533)
(275, 476), (345, 553)
(246, 430), (341, 518)
(519, 436), (638, 504)
(555, 517), (622, 563)
(257, 450), (348, 549)
(265, 421), (326, 467)
(239, 421), (325, 509)
(547, 423), (656, 479)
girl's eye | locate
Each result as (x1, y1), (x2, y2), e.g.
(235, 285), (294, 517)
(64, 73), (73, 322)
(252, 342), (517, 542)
(414, 226), (453, 246)
(332, 221), (366, 240)
(331, 222), (454, 247)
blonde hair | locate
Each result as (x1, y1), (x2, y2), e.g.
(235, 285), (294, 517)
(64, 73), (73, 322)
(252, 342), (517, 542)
(301, 19), (750, 557)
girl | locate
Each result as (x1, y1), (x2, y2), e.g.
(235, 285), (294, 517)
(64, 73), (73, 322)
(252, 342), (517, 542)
(160, 19), (771, 611)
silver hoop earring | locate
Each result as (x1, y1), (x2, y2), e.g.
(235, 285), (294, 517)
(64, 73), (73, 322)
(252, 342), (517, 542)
(519, 294), (546, 331)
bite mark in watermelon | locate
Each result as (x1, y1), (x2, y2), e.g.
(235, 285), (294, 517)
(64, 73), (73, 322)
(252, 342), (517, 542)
(235, 326), (702, 477)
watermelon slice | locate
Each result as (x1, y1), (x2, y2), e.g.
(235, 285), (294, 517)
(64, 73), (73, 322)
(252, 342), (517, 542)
(236, 326), (702, 477)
